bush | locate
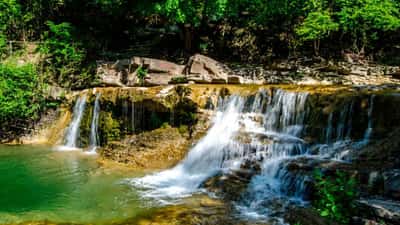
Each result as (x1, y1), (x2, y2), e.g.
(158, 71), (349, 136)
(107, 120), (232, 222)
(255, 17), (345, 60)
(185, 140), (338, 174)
(313, 170), (358, 224)
(0, 62), (44, 134)
(0, 34), (6, 57)
(39, 21), (87, 88)
(136, 65), (147, 86)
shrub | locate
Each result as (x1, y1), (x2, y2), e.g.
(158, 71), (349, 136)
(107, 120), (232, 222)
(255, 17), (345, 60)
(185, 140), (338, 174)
(313, 170), (358, 224)
(136, 65), (147, 86)
(0, 61), (45, 140)
(39, 21), (86, 88)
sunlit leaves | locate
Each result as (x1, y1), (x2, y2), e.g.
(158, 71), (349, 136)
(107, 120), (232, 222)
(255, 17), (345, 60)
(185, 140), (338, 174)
(296, 11), (338, 41)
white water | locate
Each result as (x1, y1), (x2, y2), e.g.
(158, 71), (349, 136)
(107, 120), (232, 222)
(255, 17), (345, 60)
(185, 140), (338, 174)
(131, 90), (308, 202)
(60, 95), (87, 150)
(130, 89), (378, 222)
(132, 96), (245, 200)
(88, 93), (101, 154)
(363, 95), (375, 143)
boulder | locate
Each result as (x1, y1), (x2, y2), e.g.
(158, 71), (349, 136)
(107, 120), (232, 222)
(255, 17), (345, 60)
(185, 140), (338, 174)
(186, 54), (231, 84)
(144, 73), (175, 86)
(136, 57), (185, 75)
(97, 57), (185, 87)
(97, 63), (126, 87)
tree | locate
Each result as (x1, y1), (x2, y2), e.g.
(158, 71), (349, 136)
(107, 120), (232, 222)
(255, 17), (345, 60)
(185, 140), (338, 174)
(39, 21), (86, 87)
(0, 0), (21, 55)
(296, 11), (338, 56)
(335, 0), (400, 53)
(154, 0), (228, 52)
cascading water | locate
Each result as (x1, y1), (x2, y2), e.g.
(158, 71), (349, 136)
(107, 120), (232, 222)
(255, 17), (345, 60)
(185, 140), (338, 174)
(61, 94), (87, 150)
(132, 96), (246, 199)
(130, 88), (378, 223)
(88, 93), (101, 154)
(362, 95), (375, 143)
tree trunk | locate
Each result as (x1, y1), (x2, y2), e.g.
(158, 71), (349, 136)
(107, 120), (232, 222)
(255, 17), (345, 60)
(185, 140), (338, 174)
(314, 40), (320, 56)
(183, 24), (193, 53)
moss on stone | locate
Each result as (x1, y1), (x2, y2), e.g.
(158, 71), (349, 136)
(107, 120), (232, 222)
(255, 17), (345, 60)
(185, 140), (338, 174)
(98, 111), (121, 145)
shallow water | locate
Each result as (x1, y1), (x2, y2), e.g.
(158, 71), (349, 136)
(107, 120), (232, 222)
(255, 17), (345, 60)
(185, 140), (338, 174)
(0, 145), (153, 224)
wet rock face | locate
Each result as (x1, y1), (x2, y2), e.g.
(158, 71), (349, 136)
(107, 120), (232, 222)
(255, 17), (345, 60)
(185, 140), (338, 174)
(357, 198), (400, 225)
(202, 160), (261, 201)
(100, 126), (190, 170)
(70, 86), (199, 149)
(78, 96), (171, 147)
(383, 170), (400, 200)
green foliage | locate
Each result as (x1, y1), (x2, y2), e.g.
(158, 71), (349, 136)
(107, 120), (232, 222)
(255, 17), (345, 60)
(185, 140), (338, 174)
(0, 0), (399, 68)
(0, 34), (7, 57)
(0, 62), (43, 124)
(99, 112), (121, 145)
(0, 0), (21, 56)
(0, 0), (20, 34)
(296, 11), (338, 42)
(39, 21), (86, 87)
(313, 170), (358, 224)
(136, 66), (147, 86)
(335, 0), (400, 50)
(155, 0), (228, 26)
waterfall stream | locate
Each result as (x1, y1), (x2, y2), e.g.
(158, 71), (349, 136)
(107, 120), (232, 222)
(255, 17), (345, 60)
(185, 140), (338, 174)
(88, 93), (101, 154)
(130, 88), (379, 223)
(61, 94), (87, 150)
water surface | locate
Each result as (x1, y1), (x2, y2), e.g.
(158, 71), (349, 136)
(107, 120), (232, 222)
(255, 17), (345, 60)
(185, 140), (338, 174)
(0, 145), (152, 224)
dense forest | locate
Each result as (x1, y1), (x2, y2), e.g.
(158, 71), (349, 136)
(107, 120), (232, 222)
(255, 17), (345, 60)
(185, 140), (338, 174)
(2, 0), (400, 63)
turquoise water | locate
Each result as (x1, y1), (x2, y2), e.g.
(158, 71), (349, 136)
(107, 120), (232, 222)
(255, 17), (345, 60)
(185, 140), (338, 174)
(0, 145), (152, 224)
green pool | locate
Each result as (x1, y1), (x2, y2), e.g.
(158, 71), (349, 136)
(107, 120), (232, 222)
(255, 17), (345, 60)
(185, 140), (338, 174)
(0, 145), (152, 224)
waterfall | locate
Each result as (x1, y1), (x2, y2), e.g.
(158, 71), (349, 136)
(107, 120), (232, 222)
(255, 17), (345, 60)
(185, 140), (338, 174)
(61, 94), (87, 150)
(131, 101), (135, 133)
(88, 93), (101, 154)
(363, 95), (375, 143)
(131, 90), (308, 199)
(130, 89), (378, 223)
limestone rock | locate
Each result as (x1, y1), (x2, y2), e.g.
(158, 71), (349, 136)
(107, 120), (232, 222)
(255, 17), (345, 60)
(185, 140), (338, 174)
(186, 54), (231, 84)
(135, 57), (185, 75)
(97, 57), (186, 87)
(97, 62), (126, 87)
(144, 73), (175, 86)
(99, 71), (126, 87)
